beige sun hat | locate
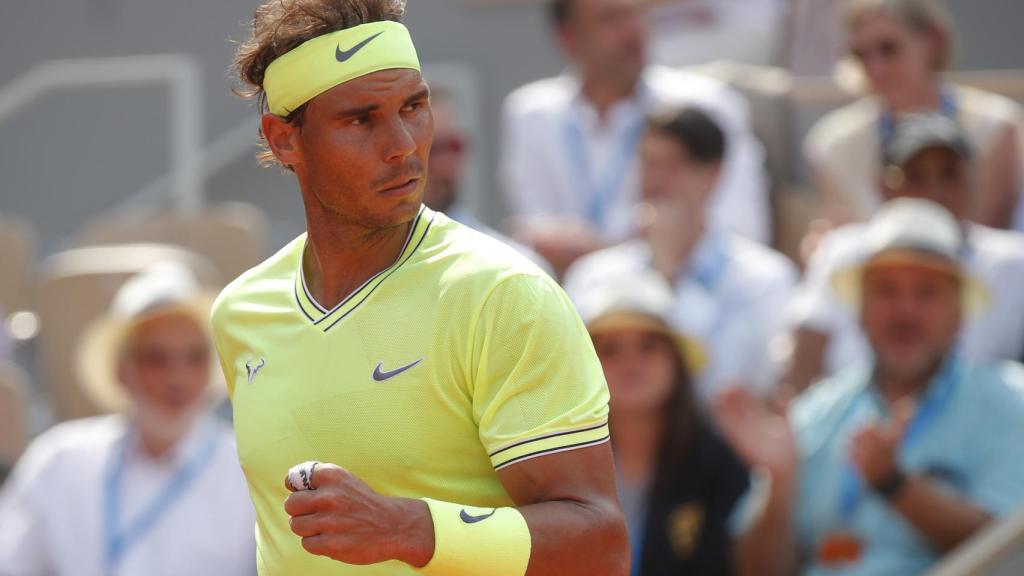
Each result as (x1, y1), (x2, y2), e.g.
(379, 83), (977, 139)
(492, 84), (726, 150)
(76, 261), (220, 413)
(576, 270), (708, 375)
(831, 197), (990, 314)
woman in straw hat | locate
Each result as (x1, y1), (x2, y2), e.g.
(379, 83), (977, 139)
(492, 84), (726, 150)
(578, 270), (749, 576)
(804, 0), (1023, 232)
(0, 263), (255, 576)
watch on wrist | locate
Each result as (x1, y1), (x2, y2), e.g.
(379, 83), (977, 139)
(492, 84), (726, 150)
(872, 468), (908, 500)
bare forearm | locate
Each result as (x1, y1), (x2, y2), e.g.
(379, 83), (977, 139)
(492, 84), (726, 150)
(889, 474), (993, 552)
(736, 473), (799, 576)
(519, 498), (629, 576)
(784, 329), (829, 395)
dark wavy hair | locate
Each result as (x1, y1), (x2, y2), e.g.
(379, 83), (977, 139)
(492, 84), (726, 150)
(232, 0), (407, 166)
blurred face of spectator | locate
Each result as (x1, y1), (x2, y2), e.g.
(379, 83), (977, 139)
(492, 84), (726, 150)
(558, 0), (648, 86)
(860, 261), (962, 380)
(640, 130), (720, 211)
(883, 147), (970, 220)
(593, 328), (676, 415)
(119, 314), (211, 441)
(424, 96), (468, 213)
(849, 10), (938, 103)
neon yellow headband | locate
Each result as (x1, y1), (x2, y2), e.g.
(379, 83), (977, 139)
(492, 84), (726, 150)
(263, 21), (421, 117)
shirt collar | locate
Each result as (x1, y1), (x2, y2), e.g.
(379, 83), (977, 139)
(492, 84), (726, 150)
(565, 70), (652, 131)
(125, 412), (214, 468)
(866, 353), (961, 414)
(681, 230), (728, 290)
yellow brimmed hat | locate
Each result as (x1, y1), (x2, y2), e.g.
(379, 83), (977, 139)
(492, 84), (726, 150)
(76, 262), (220, 413)
(831, 198), (989, 314)
(576, 270), (709, 375)
(263, 20), (421, 117)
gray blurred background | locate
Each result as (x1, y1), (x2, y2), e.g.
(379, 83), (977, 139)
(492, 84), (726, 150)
(1, 0), (1022, 255)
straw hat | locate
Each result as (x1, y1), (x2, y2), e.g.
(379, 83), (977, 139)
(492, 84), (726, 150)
(576, 270), (708, 375)
(831, 198), (989, 314)
(76, 262), (219, 413)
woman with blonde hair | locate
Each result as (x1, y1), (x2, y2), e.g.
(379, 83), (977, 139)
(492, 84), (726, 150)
(805, 0), (1023, 230)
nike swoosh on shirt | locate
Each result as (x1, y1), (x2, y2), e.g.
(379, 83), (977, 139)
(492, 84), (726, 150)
(372, 358), (424, 382)
(460, 509), (497, 524)
(335, 31), (385, 62)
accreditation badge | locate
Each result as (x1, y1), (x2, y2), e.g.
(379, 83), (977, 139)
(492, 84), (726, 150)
(817, 531), (863, 567)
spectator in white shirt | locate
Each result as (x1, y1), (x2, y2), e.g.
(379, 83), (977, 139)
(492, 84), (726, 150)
(0, 263), (255, 576)
(425, 88), (553, 275)
(565, 106), (795, 403)
(787, 114), (1024, 394)
(502, 0), (770, 276)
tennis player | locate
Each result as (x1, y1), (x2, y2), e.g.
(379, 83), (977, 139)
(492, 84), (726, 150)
(211, 1), (628, 575)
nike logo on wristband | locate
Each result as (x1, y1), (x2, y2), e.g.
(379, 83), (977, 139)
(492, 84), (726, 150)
(335, 31), (385, 62)
(460, 509), (497, 524)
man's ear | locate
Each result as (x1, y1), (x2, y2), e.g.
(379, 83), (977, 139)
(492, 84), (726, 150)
(261, 113), (302, 167)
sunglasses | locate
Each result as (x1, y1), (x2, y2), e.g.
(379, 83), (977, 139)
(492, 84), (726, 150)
(430, 135), (467, 156)
(851, 39), (904, 63)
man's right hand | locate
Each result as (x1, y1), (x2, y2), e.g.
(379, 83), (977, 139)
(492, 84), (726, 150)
(713, 387), (799, 482)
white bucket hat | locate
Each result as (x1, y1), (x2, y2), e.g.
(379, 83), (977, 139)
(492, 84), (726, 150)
(832, 198), (990, 314)
(76, 262), (220, 413)
(576, 270), (708, 375)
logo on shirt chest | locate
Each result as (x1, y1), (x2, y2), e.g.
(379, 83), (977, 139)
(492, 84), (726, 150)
(372, 357), (425, 382)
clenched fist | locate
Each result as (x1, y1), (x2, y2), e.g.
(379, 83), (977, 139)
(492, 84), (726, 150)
(848, 399), (915, 488)
(283, 463), (435, 567)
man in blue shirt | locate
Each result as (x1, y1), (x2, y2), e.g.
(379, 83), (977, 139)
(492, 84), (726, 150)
(716, 197), (1024, 576)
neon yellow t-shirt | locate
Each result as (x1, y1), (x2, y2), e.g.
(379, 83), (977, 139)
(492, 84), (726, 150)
(210, 206), (610, 575)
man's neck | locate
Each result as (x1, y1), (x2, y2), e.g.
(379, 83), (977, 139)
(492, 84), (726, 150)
(303, 210), (414, 310)
(875, 358), (944, 404)
(648, 223), (706, 282)
(887, 81), (943, 115)
(611, 412), (663, 486)
(579, 72), (640, 121)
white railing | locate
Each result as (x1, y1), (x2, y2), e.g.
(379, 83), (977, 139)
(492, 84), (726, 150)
(0, 55), (204, 213)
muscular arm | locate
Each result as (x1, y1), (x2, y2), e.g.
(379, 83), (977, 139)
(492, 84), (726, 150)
(497, 443), (629, 576)
(285, 445), (629, 575)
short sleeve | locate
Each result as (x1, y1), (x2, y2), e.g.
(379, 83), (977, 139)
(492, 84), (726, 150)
(0, 436), (58, 573)
(788, 226), (862, 332)
(209, 295), (238, 400)
(968, 367), (1024, 516)
(470, 274), (610, 471)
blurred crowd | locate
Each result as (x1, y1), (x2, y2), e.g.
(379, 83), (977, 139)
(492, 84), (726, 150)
(2, 0), (1024, 575)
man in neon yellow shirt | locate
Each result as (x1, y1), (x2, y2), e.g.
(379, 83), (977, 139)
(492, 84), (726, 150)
(210, 1), (628, 575)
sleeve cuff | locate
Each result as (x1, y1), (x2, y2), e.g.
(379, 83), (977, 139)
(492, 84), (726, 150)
(488, 421), (610, 471)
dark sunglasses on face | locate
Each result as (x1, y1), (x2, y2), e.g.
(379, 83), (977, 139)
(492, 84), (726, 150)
(132, 346), (210, 370)
(852, 39), (903, 63)
(430, 136), (467, 156)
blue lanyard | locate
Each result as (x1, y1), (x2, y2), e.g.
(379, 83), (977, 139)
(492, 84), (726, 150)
(563, 108), (647, 229)
(838, 357), (959, 521)
(629, 510), (647, 576)
(878, 85), (958, 144)
(103, 423), (219, 572)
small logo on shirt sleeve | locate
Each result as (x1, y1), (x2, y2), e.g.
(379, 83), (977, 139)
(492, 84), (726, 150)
(245, 357), (266, 384)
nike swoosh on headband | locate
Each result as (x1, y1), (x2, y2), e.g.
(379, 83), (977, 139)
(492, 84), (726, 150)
(336, 31), (385, 62)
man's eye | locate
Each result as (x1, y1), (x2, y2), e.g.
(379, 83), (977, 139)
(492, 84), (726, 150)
(403, 101), (424, 113)
(350, 116), (369, 126)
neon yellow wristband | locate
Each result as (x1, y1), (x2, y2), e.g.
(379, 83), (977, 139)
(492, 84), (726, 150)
(417, 499), (532, 576)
